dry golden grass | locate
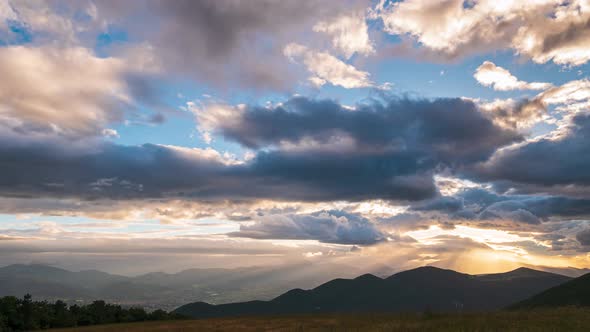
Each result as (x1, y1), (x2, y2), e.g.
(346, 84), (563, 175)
(50, 307), (590, 332)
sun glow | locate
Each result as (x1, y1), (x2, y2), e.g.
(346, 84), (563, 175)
(406, 225), (539, 247)
(404, 225), (587, 274)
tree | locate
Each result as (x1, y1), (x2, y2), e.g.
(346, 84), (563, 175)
(51, 300), (75, 328)
(0, 295), (182, 331)
(21, 294), (36, 330)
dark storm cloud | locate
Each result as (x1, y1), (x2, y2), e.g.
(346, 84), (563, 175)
(0, 139), (435, 202)
(535, 233), (572, 251)
(475, 114), (590, 193)
(410, 188), (590, 225)
(0, 96), (520, 202)
(576, 229), (590, 246)
(480, 192), (590, 222)
(243, 149), (437, 201)
(477, 200), (542, 225)
(208, 96), (521, 163)
(229, 210), (386, 245)
(412, 196), (464, 213)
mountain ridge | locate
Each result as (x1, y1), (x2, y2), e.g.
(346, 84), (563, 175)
(511, 272), (590, 309)
(0, 263), (575, 313)
(174, 265), (571, 318)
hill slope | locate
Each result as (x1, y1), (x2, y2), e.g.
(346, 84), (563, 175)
(174, 266), (571, 318)
(511, 272), (590, 309)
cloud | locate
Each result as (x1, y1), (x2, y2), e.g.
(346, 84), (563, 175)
(476, 78), (590, 131)
(0, 0), (17, 22)
(0, 235), (30, 241)
(102, 129), (120, 139)
(576, 229), (590, 246)
(512, 2), (590, 66)
(406, 186), (590, 234)
(394, 196), (590, 258)
(3, 0), (374, 91)
(284, 43), (374, 88)
(0, 96), (521, 203)
(0, 46), (132, 140)
(377, 0), (590, 66)
(0, 140), (438, 202)
(537, 79), (590, 113)
(230, 210), (386, 245)
(0, 235), (335, 275)
(0, 142), (234, 200)
(474, 61), (552, 91)
(377, 0), (524, 59)
(0, 196), (406, 232)
(0, 0), (92, 45)
(474, 114), (590, 195)
(478, 98), (547, 130)
(313, 10), (374, 58)
(192, 96), (521, 163)
(412, 196), (464, 213)
(4, 0), (590, 274)
(89, 0), (371, 91)
(477, 201), (542, 225)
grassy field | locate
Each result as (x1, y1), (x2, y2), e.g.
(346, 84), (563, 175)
(50, 308), (590, 332)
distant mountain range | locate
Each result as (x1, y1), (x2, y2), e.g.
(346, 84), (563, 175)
(4, 264), (587, 315)
(174, 266), (572, 318)
(511, 272), (590, 309)
(0, 263), (362, 311)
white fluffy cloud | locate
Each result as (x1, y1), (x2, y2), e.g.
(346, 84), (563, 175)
(539, 79), (590, 107)
(478, 78), (590, 130)
(474, 61), (552, 91)
(377, 0), (531, 58)
(186, 100), (246, 145)
(512, 0), (590, 66)
(0, 46), (131, 139)
(535, 79), (590, 120)
(230, 211), (386, 245)
(313, 10), (374, 58)
(377, 0), (590, 66)
(284, 43), (374, 89)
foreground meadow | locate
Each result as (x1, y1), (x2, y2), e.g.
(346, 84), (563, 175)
(50, 307), (590, 332)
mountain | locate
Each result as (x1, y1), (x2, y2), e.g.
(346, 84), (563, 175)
(174, 266), (571, 318)
(0, 262), (361, 311)
(0, 264), (128, 300)
(510, 272), (590, 309)
(521, 264), (590, 278)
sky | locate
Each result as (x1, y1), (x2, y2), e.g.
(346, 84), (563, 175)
(2, 0), (590, 277)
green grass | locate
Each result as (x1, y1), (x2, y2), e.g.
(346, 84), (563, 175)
(50, 307), (590, 332)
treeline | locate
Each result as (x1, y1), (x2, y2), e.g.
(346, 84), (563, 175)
(0, 294), (184, 331)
